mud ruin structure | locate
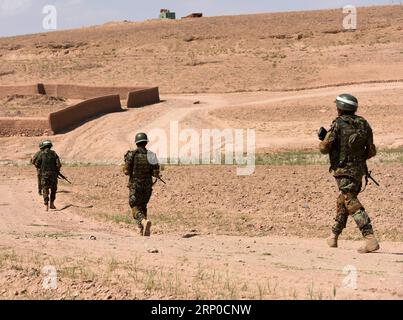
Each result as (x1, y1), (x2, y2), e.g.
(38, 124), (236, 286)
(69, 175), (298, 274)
(0, 84), (160, 136)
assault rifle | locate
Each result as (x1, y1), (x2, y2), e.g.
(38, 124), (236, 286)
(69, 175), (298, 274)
(366, 170), (380, 187)
(365, 165), (380, 188)
(153, 174), (166, 185)
(58, 172), (72, 184)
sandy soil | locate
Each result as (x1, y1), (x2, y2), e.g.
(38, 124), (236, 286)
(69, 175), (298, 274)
(0, 94), (69, 118)
(0, 6), (402, 93)
(0, 166), (401, 300)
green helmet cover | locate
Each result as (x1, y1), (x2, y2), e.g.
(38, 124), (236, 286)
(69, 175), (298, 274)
(41, 140), (53, 148)
(135, 132), (149, 144)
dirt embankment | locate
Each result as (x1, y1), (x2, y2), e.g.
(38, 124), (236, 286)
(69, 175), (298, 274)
(0, 82), (402, 162)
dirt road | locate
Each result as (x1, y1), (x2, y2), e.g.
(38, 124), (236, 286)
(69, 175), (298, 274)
(0, 173), (401, 300)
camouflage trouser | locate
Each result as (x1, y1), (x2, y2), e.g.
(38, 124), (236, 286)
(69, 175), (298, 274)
(41, 173), (58, 205)
(128, 179), (152, 227)
(333, 176), (374, 237)
(37, 170), (42, 194)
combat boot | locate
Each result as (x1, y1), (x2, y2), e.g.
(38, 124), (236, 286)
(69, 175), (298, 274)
(49, 202), (56, 210)
(358, 234), (380, 254)
(141, 219), (152, 237)
(45, 203), (49, 211)
(326, 233), (338, 248)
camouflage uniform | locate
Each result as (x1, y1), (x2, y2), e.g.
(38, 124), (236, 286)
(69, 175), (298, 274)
(320, 114), (377, 238)
(33, 149), (61, 207)
(123, 146), (160, 234)
(31, 149), (44, 195)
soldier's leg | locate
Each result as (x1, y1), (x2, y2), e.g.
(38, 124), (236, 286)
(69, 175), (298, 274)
(333, 193), (349, 235)
(129, 184), (153, 236)
(130, 205), (151, 236)
(344, 192), (373, 235)
(42, 184), (50, 211)
(131, 207), (145, 235)
(41, 176), (48, 204)
(129, 188), (146, 235)
(49, 178), (57, 209)
(37, 172), (42, 196)
(140, 187), (152, 236)
(139, 203), (151, 237)
(43, 187), (50, 204)
(344, 192), (379, 253)
(327, 193), (348, 248)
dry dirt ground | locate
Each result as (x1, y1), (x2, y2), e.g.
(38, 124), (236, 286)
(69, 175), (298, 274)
(0, 164), (402, 300)
(0, 5), (402, 300)
(0, 94), (70, 118)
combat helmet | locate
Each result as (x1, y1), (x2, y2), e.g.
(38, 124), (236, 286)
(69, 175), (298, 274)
(41, 140), (53, 149)
(135, 132), (149, 145)
(335, 93), (358, 112)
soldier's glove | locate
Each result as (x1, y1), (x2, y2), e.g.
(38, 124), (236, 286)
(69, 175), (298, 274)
(152, 169), (160, 178)
(318, 127), (328, 141)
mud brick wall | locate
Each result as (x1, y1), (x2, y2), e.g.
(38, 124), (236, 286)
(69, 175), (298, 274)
(42, 84), (148, 100)
(0, 117), (50, 136)
(48, 95), (122, 133)
(0, 84), (159, 136)
(127, 87), (160, 108)
(0, 84), (40, 98)
(0, 84), (160, 105)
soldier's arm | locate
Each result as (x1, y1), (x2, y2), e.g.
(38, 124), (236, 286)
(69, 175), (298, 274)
(55, 153), (62, 171)
(122, 151), (133, 176)
(147, 151), (160, 177)
(151, 163), (160, 178)
(365, 123), (377, 160)
(319, 122), (337, 154)
(34, 153), (42, 169)
(31, 151), (40, 165)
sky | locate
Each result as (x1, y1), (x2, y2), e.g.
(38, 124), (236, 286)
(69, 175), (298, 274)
(0, 0), (400, 37)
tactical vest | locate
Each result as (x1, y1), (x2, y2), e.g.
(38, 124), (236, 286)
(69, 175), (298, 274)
(40, 150), (58, 173)
(333, 115), (369, 167)
(131, 148), (153, 179)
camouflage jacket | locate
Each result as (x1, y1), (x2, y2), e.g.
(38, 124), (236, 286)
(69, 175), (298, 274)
(31, 150), (44, 172)
(319, 114), (376, 178)
(123, 147), (160, 184)
(33, 149), (61, 176)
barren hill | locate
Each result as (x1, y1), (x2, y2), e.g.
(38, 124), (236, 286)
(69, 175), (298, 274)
(0, 5), (402, 93)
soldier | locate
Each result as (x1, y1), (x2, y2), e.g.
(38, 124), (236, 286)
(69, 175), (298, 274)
(319, 94), (380, 253)
(31, 141), (46, 196)
(33, 140), (62, 211)
(123, 133), (160, 236)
